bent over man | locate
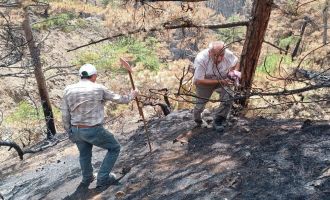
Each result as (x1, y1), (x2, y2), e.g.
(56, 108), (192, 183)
(61, 63), (138, 187)
(193, 41), (240, 130)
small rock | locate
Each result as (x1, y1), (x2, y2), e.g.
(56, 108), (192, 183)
(57, 160), (61, 163)
(244, 151), (251, 157)
(242, 127), (250, 132)
(115, 191), (125, 198)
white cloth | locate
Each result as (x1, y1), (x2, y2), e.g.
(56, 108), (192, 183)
(193, 48), (238, 83)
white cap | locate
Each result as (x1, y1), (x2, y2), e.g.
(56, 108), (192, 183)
(79, 64), (97, 77)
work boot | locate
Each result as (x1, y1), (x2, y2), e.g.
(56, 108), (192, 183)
(79, 174), (95, 187)
(194, 119), (203, 127)
(213, 116), (226, 131)
(96, 173), (117, 188)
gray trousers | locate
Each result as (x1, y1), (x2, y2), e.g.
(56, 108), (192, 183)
(193, 85), (233, 122)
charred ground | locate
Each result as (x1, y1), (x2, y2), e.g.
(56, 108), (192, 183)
(0, 110), (329, 200)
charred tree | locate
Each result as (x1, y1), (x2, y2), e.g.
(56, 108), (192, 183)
(22, 8), (56, 139)
(239, 0), (273, 107)
(292, 17), (312, 59)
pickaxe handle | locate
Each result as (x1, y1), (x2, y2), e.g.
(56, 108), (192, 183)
(120, 58), (152, 152)
(127, 71), (146, 123)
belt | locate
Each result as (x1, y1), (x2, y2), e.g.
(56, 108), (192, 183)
(72, 124), (99, 128)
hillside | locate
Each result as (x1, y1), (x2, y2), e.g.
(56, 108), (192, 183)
(0, 0), (329, 199)
(0, 110), (329, 199)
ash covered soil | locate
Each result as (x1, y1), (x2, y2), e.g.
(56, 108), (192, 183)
(0, 110), (329, 200)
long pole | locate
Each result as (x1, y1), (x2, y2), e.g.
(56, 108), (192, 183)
(120, 58), (152, 152)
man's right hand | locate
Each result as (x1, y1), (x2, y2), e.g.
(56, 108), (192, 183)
(220, 79), (234, 86)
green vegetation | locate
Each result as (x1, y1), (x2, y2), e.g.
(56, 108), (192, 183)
(32, 12), (86, 31)
(257, 54), (292, 74)
(5, 101), (43, 124)
(278, 35), (300, 49)
(217, 15), (246, 43)
(5, 101), (60, 125)
(75, 37), (162, 72)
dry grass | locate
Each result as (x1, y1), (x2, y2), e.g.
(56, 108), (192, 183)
(51, 1), (103, 14)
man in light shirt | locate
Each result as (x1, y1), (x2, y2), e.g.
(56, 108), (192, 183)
(61, 63), (138, 188)
(193, 41), (240, 130)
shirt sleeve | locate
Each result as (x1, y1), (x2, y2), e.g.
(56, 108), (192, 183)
(102, 85), (132, 104)
(61, 93), (71, 133)
(226, 50), (238, 69)
(193, 54), (206, 83)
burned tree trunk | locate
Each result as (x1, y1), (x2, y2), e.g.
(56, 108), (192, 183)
(22, 8), (56, 139)
(239, 0), (273, 107)
(292, 17), (311, 59)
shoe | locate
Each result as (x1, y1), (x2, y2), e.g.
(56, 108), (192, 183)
(96, 173), (117, 188)
(194, 119), (203, 127)
(213, 116), (226, 131)
(80, 174), (95, 187)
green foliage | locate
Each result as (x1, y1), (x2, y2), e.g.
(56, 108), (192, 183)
(217, 15), (246, 43)
(32, 12), (86, 31)
(4, 101), (61, 125)
(75, 37), (162, 72)
(5, 101), (44, 124)
(257, 54), (292, 74)
(278, 35), (300, 49)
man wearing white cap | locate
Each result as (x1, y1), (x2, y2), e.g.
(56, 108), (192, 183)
(61, 63), (138, 187)
(193, 41), (240, 130)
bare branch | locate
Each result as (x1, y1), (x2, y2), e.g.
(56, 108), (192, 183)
(141, 0), (208, 2)
(263, 40), (288, 53)
(250, 82), (330, 97)
(67, 21), (249, 52)
(297, 0), (318, 10)
(0, 141), (24, 160)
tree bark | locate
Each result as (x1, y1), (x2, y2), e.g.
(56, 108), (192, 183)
(239, 0), (273, 107)
(22, 8), (56, 139)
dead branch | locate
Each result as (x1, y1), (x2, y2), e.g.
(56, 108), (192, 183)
(23, 139), (59, 154)
(249, 82), (330, 97)
(297, 0), (318, 10)
(140, 0), (208, 2)
(263, 40), (288, 53)
(146, 88), (172, 115)
(297, 42), (330, 69)
(67, 21), (249, 52)
(0, 141), (24, 160)
(0, 137), (64, 160)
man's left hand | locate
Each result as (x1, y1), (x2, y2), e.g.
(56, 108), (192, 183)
(130, 89), (139, 99)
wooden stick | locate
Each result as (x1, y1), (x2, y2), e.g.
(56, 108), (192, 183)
(120, 58), (152, 152)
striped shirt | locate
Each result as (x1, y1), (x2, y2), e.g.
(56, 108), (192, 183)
(61, 79), (133, 132)
(193, 48), (238, 83)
